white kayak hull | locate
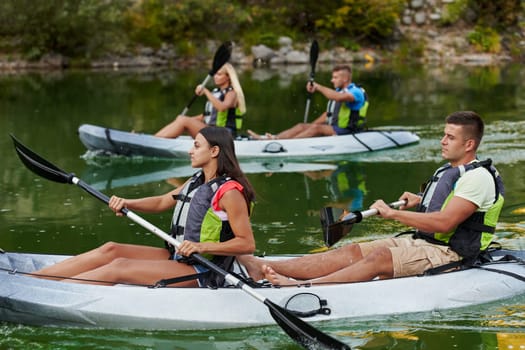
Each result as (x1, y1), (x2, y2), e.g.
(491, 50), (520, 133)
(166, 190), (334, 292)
(78, 124), (420, 160)
(1, 250), (524, 330)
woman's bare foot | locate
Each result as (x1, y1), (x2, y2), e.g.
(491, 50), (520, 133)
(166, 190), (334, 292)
(264, 132), (277, 140)
(263, 265), (302, 286)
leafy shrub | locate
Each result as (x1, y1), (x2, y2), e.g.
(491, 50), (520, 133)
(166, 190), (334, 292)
(467, 26), (501, 53)
(125, 0), (252, 50)
(440, 0), (469, 26)
(314, 0), (405, 42)
(0, 0), (130, 59)
(471, 0), (521, 30)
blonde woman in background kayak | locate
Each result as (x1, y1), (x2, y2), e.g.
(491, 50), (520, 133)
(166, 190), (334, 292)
(155, 63), (246, 138)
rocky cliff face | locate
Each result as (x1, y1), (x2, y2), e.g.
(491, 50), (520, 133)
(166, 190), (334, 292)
(397, 0), (523, 64)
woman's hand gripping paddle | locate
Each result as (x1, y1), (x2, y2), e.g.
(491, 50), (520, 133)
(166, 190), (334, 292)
(321, 200), (407, 247)
(180, 41), (233, 116)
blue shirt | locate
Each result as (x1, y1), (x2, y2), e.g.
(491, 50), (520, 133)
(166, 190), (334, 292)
(341, 83), (365, 111)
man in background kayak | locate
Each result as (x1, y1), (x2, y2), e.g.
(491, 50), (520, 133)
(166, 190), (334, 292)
(247, 65), (367, 139)
(241, 111), (505, 285)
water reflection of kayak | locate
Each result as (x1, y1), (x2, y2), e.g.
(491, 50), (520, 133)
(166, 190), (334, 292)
(82, 159), (337, 190)
(78, 123), (420, 161)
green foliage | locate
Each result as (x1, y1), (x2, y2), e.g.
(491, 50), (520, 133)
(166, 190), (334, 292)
(125, 0), (252, 50)
(0, 0), (522, 61)
(440, 0), (522, 29)
(440, 0), (469, 26)
(396, 37), (426, 61)
(314, 0), (405, 42)
(339, 39), (361, 52)
(469, 0), (521, 30)
(242, 32), (280, 50)
(232, 3), (297, 50)
(0, 0), (131, 59)
(467, 26), (501, 53)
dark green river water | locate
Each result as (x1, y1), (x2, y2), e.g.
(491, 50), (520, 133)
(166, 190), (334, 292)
(1, 62), (524, 349)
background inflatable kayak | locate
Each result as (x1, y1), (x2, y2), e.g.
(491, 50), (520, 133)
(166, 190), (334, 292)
(78, 124), (420, 160)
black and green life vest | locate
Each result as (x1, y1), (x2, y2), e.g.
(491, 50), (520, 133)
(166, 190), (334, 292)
(326, 83), (368, 132)
(169, 171), (237, 285)
(204, 87), (243, 134)
(417, 159), (505, 259)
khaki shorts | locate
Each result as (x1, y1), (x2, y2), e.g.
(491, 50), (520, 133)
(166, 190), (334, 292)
(359, 237), (461, 278)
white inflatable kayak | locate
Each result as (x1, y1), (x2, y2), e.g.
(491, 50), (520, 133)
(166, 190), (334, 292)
(78, 124), (420, 161)
(1, 249), (524, 330)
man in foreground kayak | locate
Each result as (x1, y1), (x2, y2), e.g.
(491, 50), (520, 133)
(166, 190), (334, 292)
(241, 111), (505, 285)
(247, 65), (367, 139)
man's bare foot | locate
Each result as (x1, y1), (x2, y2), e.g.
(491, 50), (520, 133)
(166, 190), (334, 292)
(263, 265), (302, 286)
(247, 129), (264, 140)
(237, 255), (265, 281)
(247, 130), (278, 140)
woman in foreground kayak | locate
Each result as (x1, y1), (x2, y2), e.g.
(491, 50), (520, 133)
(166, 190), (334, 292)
(34, 126), (256, 287)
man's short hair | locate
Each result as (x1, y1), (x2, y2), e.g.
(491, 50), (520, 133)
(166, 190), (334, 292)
(445, 111), (484, 147)
(333, 65), (352, 75)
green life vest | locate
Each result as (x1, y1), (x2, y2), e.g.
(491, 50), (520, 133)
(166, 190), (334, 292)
(204, 87), (243, 134)
(417, 159), (505, 259)
(169, 171), (237, 286)
(326, 83), (368, 132)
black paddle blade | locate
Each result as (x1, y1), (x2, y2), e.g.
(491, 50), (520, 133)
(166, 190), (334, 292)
(321, 208), (361, 247)
(309, 40), (319, 74)
(325, 219), (354, 247)
(266, 300), (350, 350)
(320, 207), (344, 247)
(181, 41), (233, 115)
(10, 134), (72, 184)
(210, 41), (233, 75)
